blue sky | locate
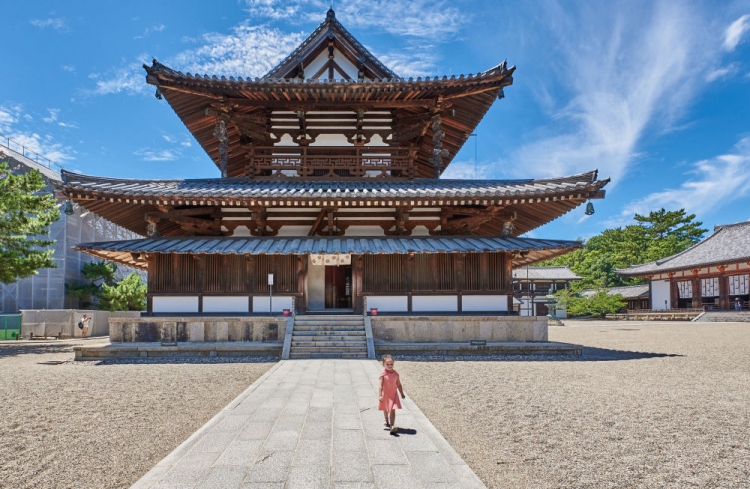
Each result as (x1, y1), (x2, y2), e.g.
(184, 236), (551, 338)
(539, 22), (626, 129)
(2, 0), (750, 241)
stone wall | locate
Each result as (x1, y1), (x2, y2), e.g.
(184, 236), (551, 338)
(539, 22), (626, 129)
(370, 315), (547, 343)
(109, 317), (287, 343)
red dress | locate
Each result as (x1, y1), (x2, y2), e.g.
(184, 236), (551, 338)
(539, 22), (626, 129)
(378, 368), (402, 411)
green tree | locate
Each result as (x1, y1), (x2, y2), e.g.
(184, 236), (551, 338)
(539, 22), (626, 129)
(101, 272), (147, 311)
(0, 161), (60, 283)
(555, 289), (626, 318)
(543, 208), (707, 288)
(65, 261), (118, 308)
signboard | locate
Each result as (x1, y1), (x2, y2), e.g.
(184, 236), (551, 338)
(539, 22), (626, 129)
(470, 340), (487, 346)
(268, 273), (274, 285)
(310, 254), (351, 266)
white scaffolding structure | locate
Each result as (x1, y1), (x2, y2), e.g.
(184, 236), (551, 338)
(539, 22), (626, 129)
(1, 147), (143, 313)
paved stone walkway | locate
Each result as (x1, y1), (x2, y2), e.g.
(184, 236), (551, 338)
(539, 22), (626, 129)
(133, 359), (485, 488)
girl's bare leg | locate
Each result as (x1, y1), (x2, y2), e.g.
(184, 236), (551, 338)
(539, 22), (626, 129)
(389, 410), (396, 427)
(383, 412), (390, 426)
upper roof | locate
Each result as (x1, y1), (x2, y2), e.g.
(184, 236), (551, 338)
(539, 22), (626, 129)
(142, 9), (515, 179)
(581, 285), (650, 299)
(265, 8), (397, 80)
(74, 235), (582, 270)
(618, 220), (750, 276)
(512, 266), (581, 281)
(61, 169), (608, 237)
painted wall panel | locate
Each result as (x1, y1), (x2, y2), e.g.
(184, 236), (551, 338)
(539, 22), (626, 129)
(367, 296), (408, 312)
(462, 295), (508, 312)
(412, 295), (458, 312)
(651, 280), (671, 310)
(153, 296), (199, 313)
(202, 296), (249, 313)
(253, 296), (293, 313)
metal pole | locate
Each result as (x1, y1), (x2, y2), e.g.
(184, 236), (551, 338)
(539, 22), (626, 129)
(270, 283), (273, 315)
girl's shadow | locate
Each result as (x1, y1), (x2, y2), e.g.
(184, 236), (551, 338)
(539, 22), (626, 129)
(389, 428), (417, 437)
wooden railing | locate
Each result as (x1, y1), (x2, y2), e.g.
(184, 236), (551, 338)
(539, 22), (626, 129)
(244, 146), (416, 178)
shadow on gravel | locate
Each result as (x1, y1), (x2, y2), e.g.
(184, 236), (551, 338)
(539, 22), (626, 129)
(86, 357), (280, 366)
(396, 348), (683, 363)
(0, 343), (74, 359)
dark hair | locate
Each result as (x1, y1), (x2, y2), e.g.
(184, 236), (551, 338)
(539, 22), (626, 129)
(381, 354), (394, 365)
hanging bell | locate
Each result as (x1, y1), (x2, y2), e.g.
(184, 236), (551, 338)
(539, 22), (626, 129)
(585, 201), (595, 216)
(64, 201), (75, 216)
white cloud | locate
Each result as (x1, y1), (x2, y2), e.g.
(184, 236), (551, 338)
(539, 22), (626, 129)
(134, 148), (180, 161)
(42, 108), (59, 123)
(88, 60), (150, 96)
(706, 63), (739, 82)
(61, 64), (75, 72)
(181, 140), (192, 147)
(723, 14), (750, 51)
(499, 1), (718, 188)
(0, 104), (75, 163)
(440, 159), (489, 179)
(162, 135), (175, 143)
(57, 122), (78, 129)
(242, 0), (467, 40)
(172, 25), (304, 77)
(30, 17), (68, 31)
(0, 105), (20, 132)
(378, 48), (437, 77)
(621, 137), (750, 218)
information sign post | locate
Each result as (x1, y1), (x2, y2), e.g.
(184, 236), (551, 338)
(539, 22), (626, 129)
(268, 273), (274, 314)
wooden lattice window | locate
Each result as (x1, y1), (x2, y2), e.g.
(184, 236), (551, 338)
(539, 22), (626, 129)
(701, 277), (719, 298)
(255, 255), (298, 293)
(362, 255), (408, 292)
(729, 274), (749, 295)
(677, 281), (692, 299)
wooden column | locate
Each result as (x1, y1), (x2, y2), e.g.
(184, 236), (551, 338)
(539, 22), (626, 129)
(405, 254), (414, 312)
(297, 255), (308, 313)
(691, 274), (702, 309)
(479, 253), (489, 291)
(352, 255), (364, 314)
(718, 267), (729, 310)
(172, 253), (180, 292)
(456, 253), (465, 312)
(504, 253), (514, 313)
(669, 277), (679, 310)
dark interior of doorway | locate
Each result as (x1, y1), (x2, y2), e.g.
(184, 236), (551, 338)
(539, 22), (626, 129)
(325, 265), (352, 309)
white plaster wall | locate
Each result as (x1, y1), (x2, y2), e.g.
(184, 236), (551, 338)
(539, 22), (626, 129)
(276, 226), (312, 237)
(311, 133), (350, 147)
(462, 295), (508, 312)
(305, 48), (358, 80)
(253, 296), (293, 313)
(307, 257), (326, 310)
(203, 296), (249, 313)
(411, 226), (431, 236)
(153, 296), (199, 313)
(412, 295), (458, 312)
(367, 296), (408, 312)
(651, 280), (671, 310)
(343, 225), (385, 236)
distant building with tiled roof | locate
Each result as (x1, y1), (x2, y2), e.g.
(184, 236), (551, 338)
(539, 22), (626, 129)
(513, 266), (581, 317)
(581, 285), (651, 311)
(618, 221), (750, 311)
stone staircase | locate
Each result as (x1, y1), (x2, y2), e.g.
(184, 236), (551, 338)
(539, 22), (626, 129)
(289, 315), (368, 359)
(693, 311), (750, 323)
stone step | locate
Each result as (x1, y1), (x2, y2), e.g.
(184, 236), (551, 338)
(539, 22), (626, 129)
(292, 320), (364, 326)
(295, 315), (362, 320)
(292, 335), (365, 342)
(292, 341), (367, 348)
(292, 325), (365, 332)
(292, 346), (368, 353)
(289, 352), (368, 359)
(292, 330), (365, 337)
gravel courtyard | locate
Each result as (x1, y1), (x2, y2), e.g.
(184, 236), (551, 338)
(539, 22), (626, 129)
(1, 321), (748, 488)
(0, 339), (275, 489)
(398, 321), (750, 488)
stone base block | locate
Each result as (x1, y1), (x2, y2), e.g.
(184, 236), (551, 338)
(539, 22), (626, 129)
(109, 316), (287, 343)
(370, 315), (547, 343)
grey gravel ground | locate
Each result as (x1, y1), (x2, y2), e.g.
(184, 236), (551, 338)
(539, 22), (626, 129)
(396, 321), (750, 489)
(0, 338), (274, 489)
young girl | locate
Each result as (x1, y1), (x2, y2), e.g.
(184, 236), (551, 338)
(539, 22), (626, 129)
(378, 354), (405, 434)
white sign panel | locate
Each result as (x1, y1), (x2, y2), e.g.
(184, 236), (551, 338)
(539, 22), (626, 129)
(268, 273), (274, 285)
(310, 254), (351, 266)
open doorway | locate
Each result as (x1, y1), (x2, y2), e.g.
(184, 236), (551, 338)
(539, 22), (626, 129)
(325, 265), (352, 309)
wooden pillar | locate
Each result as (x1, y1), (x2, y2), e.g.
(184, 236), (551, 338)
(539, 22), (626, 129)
(718, 267), (729, 310)
(479, 253), (489, 291)
(406, 254), (414, 312)
(352, 255), (364, 314)
(172, 253), (180, 292)
(691, 276), (702, 309)
(456, 253), (465, 312)
(297, 255), (308, 313)
(667, 274), (678, 310)
(504, 253), (514, 313)
(245, 256), (255, 292)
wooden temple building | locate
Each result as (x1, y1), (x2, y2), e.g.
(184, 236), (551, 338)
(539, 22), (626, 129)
(61, 10), (608, 351)
(618, 221), (750, 311)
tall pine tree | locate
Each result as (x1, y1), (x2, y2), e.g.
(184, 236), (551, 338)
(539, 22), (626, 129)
(0, 161), (60, 283)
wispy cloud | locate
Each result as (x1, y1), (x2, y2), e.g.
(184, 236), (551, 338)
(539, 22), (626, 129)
(0, 105), (75, 163)
(30, 17), (68, 32)
(87, 59), (150, 96)
(441, 159), (489, 179)
(723, 14), (750, 51)
(378, 47), (438, 77)
(57, 122), (78, 129)
(42, 108), (59, 123)
(497, 1), (718, 187)
(706, 63), (740, 82)
(61, 64), (75, 72)
(134, 148), (180, 161)
(172, 25), (304, 77)
(620, 137), (750, 219)
(242, 0), (467, 40)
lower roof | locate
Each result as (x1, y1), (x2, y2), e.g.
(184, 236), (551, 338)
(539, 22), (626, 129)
(75, 235), (581, 270)
(618, 221), (750, 277)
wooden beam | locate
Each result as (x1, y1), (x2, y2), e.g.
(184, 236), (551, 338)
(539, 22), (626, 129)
(308, 209), (326, 236)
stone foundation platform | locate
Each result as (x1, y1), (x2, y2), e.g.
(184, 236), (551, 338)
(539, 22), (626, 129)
(109, 316), (288, 343)
(74, 342), (281, 361)
(370, 315), (547, 342)
(375, 341), (581, 357)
